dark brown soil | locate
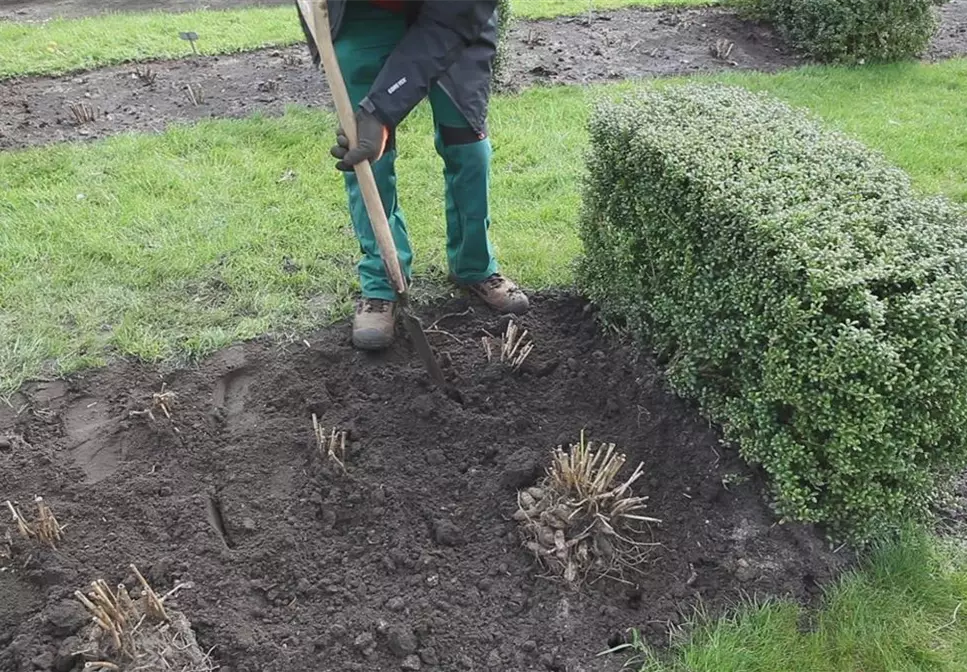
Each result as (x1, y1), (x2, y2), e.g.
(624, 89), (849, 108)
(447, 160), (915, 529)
(5, 2), (967, 153)
(0, 294), (848, 672)
(0, 0), (290, 22)
(0, 6), (801, 150)
(927, 0), (967, 60)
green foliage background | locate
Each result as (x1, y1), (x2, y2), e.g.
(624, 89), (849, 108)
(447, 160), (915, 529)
(740, 0), (944, 63)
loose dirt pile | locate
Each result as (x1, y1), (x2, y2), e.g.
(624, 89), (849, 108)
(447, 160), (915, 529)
(1, 293), (847, 672)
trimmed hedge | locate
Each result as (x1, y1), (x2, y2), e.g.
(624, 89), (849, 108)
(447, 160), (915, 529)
(579, 83), (967, 542)
(743, 0), (944, 64)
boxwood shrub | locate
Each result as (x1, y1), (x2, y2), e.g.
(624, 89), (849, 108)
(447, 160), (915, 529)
(743, 0), (945, 64)
(579, 83), (967, 542)
(494, 0), (514, 88)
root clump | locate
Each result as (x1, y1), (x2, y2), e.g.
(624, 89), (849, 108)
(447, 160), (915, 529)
(515, 432), (660, 586)
(74, 565), (212, 672)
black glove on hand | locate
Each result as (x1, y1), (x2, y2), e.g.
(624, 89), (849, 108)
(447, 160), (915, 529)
(330, 108), (389, 172)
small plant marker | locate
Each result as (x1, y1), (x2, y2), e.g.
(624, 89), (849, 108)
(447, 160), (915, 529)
(179, 31), (199, 55)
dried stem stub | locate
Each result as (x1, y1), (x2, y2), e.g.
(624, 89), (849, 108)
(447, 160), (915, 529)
(514, 431), (661, 587)
(6, 500), (34, 539)
(482, 319), (535, 371)
(6, 497), (65, 547)
(184, 83), (205, 106)
(712, 38), (736, 61)
(75, 565), (211, 671)
(34, 496), (64, 545)
(129, 383), (178, 429)
(1, 529), (12, 559)
(69, 102), (98, 124)
(134, 64), (157, 85)
(312, 414), (348, 473)
(152, 383), (176, 420)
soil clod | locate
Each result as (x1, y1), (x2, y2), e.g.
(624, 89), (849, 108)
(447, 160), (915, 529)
(502, 447), (541, 490)
(420, 647), (440, 665)
(354, 631), (377, 657)
(205, 494), (234, 549)
(387, 624), (419, 657)
(431, 519), (465, 547)
(45, 600), (88, 637)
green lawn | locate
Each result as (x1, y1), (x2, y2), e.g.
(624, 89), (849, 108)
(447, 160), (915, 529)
(7, 60), (967, 392)
(0, 0), (714, 79)
(623, 531), (967, 671)
(2, 58), (964, 395)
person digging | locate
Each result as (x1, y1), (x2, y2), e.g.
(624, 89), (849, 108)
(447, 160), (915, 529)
(296, 0), (529, 351)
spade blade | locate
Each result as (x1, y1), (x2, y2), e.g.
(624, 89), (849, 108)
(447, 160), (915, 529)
(400, 309), (446, 388)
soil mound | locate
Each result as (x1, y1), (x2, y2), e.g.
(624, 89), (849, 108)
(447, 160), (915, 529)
(0, 293), (847, 671)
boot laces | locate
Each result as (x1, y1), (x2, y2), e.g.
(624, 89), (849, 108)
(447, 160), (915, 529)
(361, 299), (392, 314)
(483, 274), (519, 294)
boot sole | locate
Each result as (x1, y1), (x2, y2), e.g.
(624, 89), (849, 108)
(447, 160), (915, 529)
(352, 329), (395, 351)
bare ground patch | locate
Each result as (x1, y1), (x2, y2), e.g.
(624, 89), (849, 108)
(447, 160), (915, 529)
(0, 6), (801, 150)
(0, 294), (848, 672)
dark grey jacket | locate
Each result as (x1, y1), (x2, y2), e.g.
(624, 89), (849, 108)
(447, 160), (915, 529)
(296, 0), (498, 135)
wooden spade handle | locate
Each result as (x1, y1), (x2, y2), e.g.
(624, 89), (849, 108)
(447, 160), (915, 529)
(301, 0), (407, 296)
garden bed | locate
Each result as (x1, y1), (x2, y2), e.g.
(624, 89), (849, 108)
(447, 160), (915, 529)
(1, 5), (801, 150)
(4, 2), (966, 151)
(0, 293), (847, 672)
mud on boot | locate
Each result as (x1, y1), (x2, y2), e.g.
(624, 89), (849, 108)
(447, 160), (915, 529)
(461, 273), (529, 315)
(352, 298), (396, 350)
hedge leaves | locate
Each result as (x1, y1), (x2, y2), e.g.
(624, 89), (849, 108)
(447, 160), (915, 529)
(579, 84), (967, 542)
(745, 0), (944, 64)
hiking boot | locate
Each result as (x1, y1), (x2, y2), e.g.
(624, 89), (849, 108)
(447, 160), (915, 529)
(352, 299), (396, 351)
(462, 273), (530, 315)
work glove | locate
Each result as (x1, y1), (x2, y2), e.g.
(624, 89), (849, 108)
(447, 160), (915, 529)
(331, 108), (390, 172)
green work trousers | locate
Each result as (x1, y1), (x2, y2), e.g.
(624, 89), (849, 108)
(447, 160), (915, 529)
(334, 1), (498, 301)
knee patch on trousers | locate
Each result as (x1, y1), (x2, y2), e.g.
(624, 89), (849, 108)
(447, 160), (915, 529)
(439, 124), (488, 146)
